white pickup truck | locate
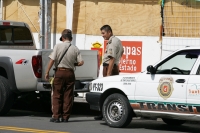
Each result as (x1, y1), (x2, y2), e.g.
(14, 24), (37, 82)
(86, 47), (200, 128)
(0, 20), (99, 115)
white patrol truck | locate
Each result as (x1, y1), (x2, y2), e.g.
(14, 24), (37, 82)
(0, 20), (99, 115)
(86, 47), (200, 128)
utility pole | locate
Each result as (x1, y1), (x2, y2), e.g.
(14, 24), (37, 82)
(0, 0), (3, 20)
(45, 0), (52, 49)
(39, 0), (45, 49)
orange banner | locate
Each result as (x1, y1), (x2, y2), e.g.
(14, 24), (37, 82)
(104, 41), (142, 73)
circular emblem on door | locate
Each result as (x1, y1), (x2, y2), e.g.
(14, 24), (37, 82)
(157, 76), (174, 100)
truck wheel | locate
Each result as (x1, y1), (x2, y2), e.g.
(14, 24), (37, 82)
(162, 118), (185, 126)
(102, 93), (133, 128)
(0, 76), (15, 115)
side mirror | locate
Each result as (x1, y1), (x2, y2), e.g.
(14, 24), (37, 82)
(147, 65), (155, 74)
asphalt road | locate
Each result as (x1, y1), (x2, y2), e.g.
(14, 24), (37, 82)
(0, 97), (200, 133)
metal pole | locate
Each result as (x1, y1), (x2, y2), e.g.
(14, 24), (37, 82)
(0, 0), (3, 20)
(39, 0), (45, 49)
(45, 0), (52, 49)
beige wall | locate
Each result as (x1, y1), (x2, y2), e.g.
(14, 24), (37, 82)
(3, 0), (66, 33)
(163, 0), (200, 37)
(3, 0), (161, 36)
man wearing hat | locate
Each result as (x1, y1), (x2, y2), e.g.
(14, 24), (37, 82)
(45, 29), (84, 123)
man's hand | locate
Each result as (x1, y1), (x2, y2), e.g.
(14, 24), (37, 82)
(78, 61), (84, 66)
(45, 73), (49, 81)
(45, 59), (54, 81)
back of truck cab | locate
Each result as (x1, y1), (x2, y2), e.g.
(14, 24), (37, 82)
(0, 21), (36, 50)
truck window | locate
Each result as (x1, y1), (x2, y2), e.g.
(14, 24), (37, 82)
(0, 28), (12, 44)
(0, 26), (33, 45)
(156, 50), (200, 75)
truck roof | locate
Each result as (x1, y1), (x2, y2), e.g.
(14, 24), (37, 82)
(183, 46), (200, 50)
(0, 20), (28, 27)
(170, 46), (200, 52)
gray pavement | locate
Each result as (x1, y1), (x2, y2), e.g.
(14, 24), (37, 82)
(0, 109), (200, 133)
(0, 97), (200, 133)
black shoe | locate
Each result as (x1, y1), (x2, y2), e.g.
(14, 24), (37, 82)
(50, 118), (60, 123)
(61, 119), (68, 122)
(94, 115), (103, 120)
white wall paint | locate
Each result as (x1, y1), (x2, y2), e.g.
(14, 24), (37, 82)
(161, 37), (200, 59)
(33, 33), (162, 77)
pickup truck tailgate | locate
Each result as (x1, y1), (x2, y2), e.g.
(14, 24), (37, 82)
(75, 50), (98, 80)
(41, 49), (99, 81)
(41, 49), (54, 81)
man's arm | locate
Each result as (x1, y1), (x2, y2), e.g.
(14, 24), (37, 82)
(107, 57), (115, 76)
(45, 59), (54, 80)
(76, 48), (84, 66)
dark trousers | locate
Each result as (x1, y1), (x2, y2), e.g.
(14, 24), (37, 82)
(52, 68), (75, 120)
(103, 65), (119, 77)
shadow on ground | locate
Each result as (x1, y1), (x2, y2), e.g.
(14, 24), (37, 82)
(124, 120), (200, 133)
(10, 93), (99, 117)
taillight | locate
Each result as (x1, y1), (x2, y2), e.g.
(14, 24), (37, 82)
(32, 55), (42, 78)
(3, 22), (10, 26)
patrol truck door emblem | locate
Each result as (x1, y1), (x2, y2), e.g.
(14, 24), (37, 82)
(158, 76), (174, 100)
(163, 86), (168, 92)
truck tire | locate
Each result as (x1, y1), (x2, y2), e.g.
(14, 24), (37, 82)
(102, 93), (133, 128)
(0, 76), (15, 115)
(162, 118), (185, 126)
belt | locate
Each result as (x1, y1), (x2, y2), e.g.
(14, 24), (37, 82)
(57, 67), (70, 71)
(103, 63), (117, 66)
